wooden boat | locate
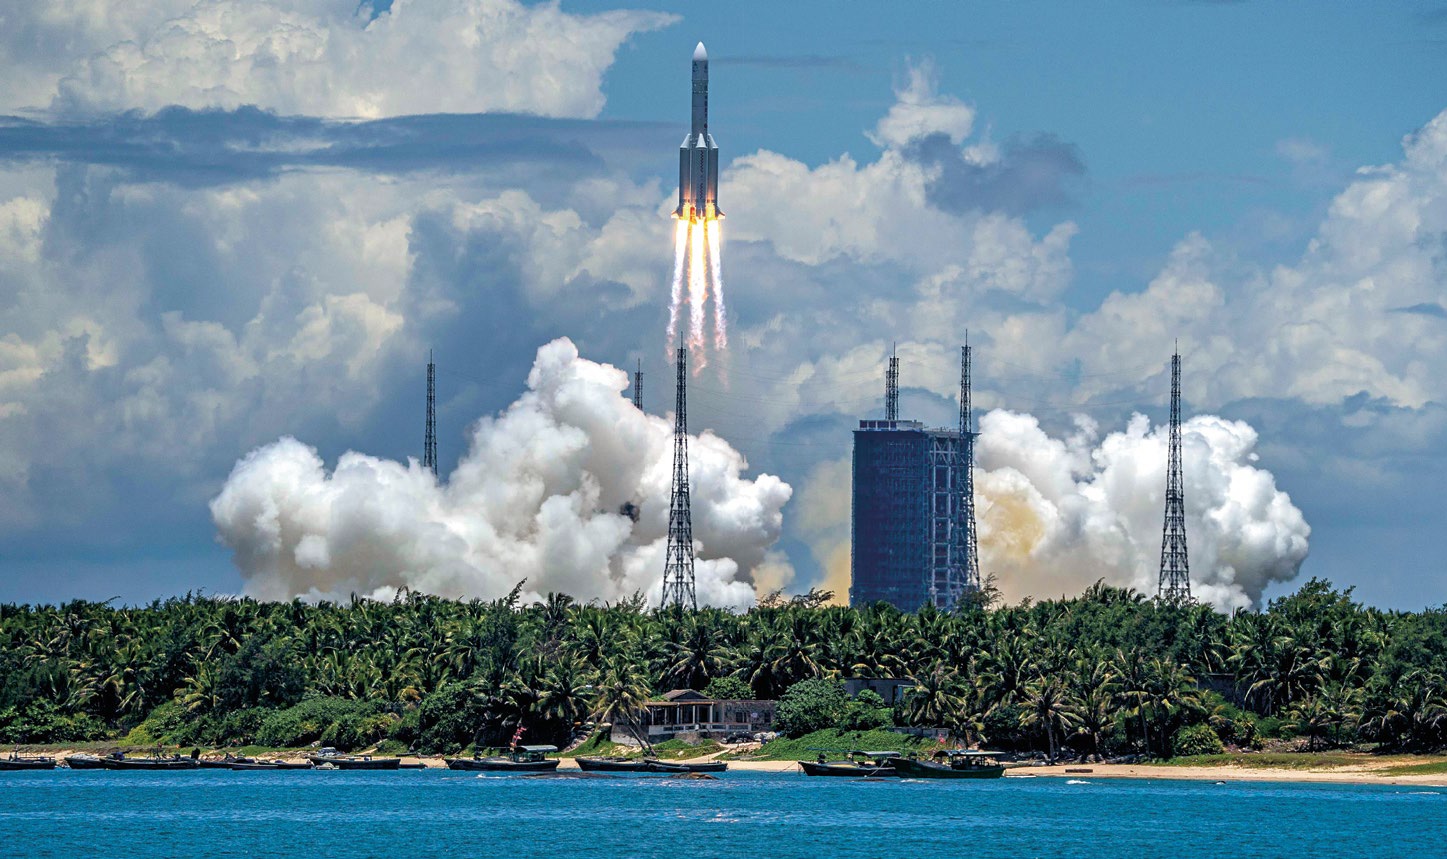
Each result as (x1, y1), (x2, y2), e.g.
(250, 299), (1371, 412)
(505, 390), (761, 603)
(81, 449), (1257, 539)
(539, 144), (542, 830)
(890, 750), (1006, 779)
(574, 756), (653, 773)
(0, 755), (57, 771)
(642, 758), (728, 774)
(99, 754), (200, 771)
(230, 760), (312, 770)
(445, 745), (560, 772)
(799, 750), (901, 778)
(198, 756), (253, 769)
(64, 754), (105, 770)
(306, 754), (400, 770)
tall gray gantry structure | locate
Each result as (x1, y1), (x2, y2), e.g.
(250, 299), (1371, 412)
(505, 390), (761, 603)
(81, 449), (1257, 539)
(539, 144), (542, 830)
(1158, 347), (1191, 601)
(423, 350), (437, 476)
(662, 346), (696, 609)
(632, 359), (643, 411)
(851, 346), (978, 612)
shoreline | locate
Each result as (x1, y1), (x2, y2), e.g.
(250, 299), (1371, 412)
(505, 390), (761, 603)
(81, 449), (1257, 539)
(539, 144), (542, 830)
(29, 747), (1447, 786)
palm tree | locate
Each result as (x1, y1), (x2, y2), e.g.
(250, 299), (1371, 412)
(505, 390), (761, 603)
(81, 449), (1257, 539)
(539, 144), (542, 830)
(591, 658), (654, 754)
(1022, 676), (1080, 762)
(905, 663), (964, 728)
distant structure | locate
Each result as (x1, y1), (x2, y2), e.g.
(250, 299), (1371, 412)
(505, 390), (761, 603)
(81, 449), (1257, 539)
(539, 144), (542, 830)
(633, 359), (644, 411)
(1158, 347), (1191, 600)
(662, 346), (696, 609)
(851, 346), (977, 612)
(957, 342), (981, 597)
(423, 350), (437, 476)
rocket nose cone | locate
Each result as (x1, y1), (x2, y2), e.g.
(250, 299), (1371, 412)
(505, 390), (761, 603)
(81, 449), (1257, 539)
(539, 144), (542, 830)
(693, 42), (707, 61)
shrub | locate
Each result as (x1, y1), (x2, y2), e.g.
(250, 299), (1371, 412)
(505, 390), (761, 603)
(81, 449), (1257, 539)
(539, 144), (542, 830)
(0, 700), (107, 744)
(1172, 723), (1225, 758)
(703, 676), (752, 700)
(218, 708), (273, 746)
(256, 697), (389, 748)
(125, 700), (190, 746)
(840, 689), (893, 731)
(775, 679), (848, 737)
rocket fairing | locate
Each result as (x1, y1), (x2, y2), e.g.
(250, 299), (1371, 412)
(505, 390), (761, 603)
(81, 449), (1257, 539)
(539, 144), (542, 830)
(674, 42), (722, 223)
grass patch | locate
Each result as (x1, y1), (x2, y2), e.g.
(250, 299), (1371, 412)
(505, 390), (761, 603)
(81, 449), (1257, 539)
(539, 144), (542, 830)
(649, 739), (723, 760)
(561, 731), (632, 759)
(729, 729), (936, 762)
(1159, 752), (1365, 770)
(1375, 760), (1447, 776)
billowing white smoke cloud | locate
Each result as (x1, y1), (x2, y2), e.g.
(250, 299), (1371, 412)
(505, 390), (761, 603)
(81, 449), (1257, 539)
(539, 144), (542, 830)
(210, 338), (792, 608)
(975, 410), (1309, 611)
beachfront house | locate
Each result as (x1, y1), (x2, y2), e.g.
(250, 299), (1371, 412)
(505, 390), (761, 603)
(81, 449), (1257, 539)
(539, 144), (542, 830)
(612, 689), (776, 744)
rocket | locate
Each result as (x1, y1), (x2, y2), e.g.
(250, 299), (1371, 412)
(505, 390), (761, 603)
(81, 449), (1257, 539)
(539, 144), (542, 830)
(674, 42), (722, 223)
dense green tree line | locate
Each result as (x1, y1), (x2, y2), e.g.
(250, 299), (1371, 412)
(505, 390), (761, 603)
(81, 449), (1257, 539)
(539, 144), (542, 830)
(2, 578), (1445, 759)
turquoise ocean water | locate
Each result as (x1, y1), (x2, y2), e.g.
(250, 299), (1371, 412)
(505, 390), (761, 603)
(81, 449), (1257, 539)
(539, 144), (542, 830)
(1, 770), (1442, 858)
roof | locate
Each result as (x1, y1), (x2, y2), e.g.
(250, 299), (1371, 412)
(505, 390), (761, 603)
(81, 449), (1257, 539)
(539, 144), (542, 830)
(660, 689), (711, 702)
(519, 745), (558, 753)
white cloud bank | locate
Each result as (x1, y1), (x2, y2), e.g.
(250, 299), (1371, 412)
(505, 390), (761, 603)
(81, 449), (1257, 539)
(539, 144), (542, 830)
(4, 0), (676, 118)
(210, 338), (792, 607)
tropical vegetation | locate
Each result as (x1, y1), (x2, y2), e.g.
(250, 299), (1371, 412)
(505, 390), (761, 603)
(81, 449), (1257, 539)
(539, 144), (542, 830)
(2, 578), (1445, 761)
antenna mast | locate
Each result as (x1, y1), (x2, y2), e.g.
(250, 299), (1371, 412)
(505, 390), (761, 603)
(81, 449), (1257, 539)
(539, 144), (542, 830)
(662, 346), (696, 609)
(1158, 346), (1191, 601)
(633, 359), (643, 411)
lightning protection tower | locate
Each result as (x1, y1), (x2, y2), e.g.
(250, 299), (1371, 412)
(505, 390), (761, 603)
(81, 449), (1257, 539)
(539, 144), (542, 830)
(662, 346), (696, 610)
(957, 342), (981, 598)
(1158, 346), (1191, 601)
(423, 350), (438, 476)
(633, 359), (643, 411)
(885, 343), (899, 422)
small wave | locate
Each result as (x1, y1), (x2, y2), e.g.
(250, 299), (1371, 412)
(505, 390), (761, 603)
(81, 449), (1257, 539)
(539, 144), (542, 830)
(1065, 779), (1091, 785)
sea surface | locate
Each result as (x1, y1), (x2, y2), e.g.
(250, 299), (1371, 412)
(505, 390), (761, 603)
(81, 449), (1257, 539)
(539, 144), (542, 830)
(1, 769), (1442, 858)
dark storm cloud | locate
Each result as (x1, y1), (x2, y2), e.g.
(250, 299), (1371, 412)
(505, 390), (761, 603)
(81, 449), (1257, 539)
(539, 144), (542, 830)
(0, 107), (673, 188)
(904, 132), (1086, 216)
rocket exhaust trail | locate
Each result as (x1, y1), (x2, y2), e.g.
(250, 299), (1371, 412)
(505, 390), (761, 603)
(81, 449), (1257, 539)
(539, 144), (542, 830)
(688, 220), (708, 369)
(667, 220), (687, 350)
(707, 219), (726, 350)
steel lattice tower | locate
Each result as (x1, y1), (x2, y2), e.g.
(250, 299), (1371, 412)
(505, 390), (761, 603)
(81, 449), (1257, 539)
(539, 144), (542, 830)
(1158, 347), (1191, 600)
(633, 359), (643, 411)
(662, 346), (696, 610)
(423, 350), (438, 476)
(885, 344), (899, 422)
(958, 342), (981, 597)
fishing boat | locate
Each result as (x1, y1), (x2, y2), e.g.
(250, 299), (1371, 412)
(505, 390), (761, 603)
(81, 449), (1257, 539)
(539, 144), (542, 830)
(574, 756), (653, 773)
(99, 753), (200, 771)
(64, 754), (105, 770)
(445, 745), (560, 772)
(890, 750), (1006, 779)
(229, 760), (313, 770)
(642, 758), (728, 774)
(197, 755), (253, 769)
(0, 752), (56, 771)
(305, 754), (400, 770)
(798, 750), (901, 778)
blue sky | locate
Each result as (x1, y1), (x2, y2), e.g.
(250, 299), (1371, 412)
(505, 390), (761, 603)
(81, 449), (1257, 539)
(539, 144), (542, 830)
(1, 0), (1445, 610)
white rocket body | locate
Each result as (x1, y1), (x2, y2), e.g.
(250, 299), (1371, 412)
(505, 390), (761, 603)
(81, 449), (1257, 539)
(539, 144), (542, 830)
(675, 42), (722, 222)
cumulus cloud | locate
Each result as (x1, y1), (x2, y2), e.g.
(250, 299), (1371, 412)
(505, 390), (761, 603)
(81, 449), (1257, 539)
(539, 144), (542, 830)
(4, 0), (675, 118)
(210, 338), (792, 607)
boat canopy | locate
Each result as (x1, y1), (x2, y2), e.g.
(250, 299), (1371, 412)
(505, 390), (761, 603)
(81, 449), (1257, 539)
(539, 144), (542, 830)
(519, 745), (559, 753)
(937, 749), (1004, 756)
(851, 751), (902, 758)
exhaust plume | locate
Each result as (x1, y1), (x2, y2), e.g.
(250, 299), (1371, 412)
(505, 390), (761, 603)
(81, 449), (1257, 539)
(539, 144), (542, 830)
(210, 338), (792, 608)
